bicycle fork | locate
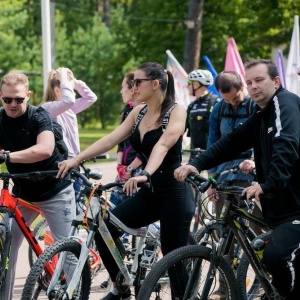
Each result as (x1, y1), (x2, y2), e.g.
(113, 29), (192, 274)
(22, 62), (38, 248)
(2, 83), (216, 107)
(47, 223), (96, 299)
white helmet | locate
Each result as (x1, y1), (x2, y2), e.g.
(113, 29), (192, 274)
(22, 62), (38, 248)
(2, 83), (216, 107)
(188, 69), (213, 86)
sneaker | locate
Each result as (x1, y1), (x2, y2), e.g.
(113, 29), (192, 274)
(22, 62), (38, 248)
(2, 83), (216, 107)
(209, 289), (227, 300)
(100, 280), (109, 289)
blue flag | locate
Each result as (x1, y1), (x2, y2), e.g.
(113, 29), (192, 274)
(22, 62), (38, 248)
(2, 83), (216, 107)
(202, 55), (220, 97)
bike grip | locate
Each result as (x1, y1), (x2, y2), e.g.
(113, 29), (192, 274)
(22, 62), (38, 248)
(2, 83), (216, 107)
(199, 180), (211, 193)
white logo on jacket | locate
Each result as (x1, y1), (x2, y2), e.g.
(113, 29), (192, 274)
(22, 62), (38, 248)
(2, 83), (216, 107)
(267, 127), (273, 134)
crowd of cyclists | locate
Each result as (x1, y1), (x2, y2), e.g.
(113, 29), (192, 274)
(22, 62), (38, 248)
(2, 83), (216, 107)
(1, 57), (300, 299)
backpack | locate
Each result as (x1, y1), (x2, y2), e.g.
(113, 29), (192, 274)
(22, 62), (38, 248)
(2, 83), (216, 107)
(0, 106), (68, 160)
(217, 97), (254, 121)
(51, 119), (69, 160)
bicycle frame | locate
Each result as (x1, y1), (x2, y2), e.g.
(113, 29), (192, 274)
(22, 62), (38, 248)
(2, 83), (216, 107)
(47, 188), (160, 299)
(0, 175), (55, 287)
(199, 197), (281, 299)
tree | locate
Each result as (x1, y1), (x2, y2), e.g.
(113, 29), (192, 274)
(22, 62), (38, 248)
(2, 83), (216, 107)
(183, 0), (204, 72)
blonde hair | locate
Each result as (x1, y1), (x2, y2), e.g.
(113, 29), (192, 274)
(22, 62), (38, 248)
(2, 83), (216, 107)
(0, 71), (29, 91)
(43, 69), (73, 102)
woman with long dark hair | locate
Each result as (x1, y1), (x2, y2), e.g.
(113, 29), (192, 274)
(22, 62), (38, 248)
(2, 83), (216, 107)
(58, 62), (195, 300)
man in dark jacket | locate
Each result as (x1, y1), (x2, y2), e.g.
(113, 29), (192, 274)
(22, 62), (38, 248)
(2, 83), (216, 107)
(185, 69), (220, 160)
(175, 59), (300, 300)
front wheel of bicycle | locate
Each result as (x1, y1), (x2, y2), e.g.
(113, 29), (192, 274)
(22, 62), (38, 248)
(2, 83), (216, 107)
(21, 239), (91, 300)
(136, 244), (239, 300)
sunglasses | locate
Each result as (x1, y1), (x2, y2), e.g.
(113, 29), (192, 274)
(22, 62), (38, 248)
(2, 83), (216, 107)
(187, 80), (195, 85)
(131, 78), (152, 88)
(2, 97), (26, 104)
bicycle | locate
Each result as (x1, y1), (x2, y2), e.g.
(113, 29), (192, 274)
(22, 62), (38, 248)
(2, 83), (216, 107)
(21, 169), (197, 299)
(136, 172), (277, 300)
(194, 165), (258, 264)
(27, 155), (108, 270)
(0, 170), (65, 296)
(182, 148), (213, 233)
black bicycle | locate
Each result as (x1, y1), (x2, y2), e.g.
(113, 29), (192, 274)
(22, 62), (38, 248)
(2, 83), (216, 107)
(136, 172), (277, 300)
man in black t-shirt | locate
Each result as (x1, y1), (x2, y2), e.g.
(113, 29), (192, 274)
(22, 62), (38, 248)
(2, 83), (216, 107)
(185, 69), (220, 161)
(0, 71), (76, 300)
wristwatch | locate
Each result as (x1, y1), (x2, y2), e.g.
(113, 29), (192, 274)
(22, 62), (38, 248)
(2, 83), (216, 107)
(126, 165), (133, 172)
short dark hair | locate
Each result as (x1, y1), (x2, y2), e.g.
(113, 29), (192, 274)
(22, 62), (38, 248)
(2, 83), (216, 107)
(215, 71), (243, 93)
(244, 59), (279, 80)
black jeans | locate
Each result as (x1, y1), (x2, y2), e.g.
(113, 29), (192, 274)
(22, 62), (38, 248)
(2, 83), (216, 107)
(263, 220), (300, 299)
(94, 181), (195, 281)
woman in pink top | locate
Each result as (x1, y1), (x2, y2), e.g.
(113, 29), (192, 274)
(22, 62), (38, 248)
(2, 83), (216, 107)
(41, 67), (97, 158)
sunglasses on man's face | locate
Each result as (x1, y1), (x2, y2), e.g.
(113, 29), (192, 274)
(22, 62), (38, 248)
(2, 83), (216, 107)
(2, 97), (26, 104)
(131, 78), (152, 88)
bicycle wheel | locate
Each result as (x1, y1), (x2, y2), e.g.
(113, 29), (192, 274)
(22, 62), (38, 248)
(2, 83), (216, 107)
(21, 239), (91, 300)
(236, 232), (272, 299)
(136, 244), (239, 300)
(0, 212), (10, 293)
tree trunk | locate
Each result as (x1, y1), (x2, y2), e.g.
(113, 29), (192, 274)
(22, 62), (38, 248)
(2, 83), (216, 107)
(183, 0), (204, 73)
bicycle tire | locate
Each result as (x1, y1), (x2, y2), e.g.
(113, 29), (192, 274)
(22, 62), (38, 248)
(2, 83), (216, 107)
(0, 212), (10, 296)
(236, 231), (272, 299)
(21, 239), (91, 300)
(136, 244), (239, 300)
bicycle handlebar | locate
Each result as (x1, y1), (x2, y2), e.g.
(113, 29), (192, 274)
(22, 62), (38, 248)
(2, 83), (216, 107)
(0, 170), (59, 180)
(68, 169), (150, 192)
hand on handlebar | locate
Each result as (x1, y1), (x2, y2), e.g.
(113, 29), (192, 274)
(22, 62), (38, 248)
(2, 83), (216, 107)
(239, 159), (255, 174)
(123, 175), (148, 196)
(57, 158), (79, 178)
(242, 183), (263, 202)
(174, 165), (199, 182)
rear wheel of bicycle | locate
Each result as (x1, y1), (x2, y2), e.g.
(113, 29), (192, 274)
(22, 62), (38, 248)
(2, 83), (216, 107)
(21, 239), (91, 300)
(236, 231), (272, 299)
(136, 244), (239, 300)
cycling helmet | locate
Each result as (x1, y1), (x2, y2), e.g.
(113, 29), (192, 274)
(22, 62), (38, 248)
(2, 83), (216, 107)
(188, 69), (213, 86)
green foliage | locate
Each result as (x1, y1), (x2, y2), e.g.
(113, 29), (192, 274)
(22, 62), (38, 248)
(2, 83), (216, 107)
(1, 0), (300, 127)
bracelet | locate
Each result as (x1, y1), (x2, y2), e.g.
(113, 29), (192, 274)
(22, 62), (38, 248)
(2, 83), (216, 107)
(4, 151), (10, 163)
(140, 170), (151, 183)
(73, 157), (81, 164)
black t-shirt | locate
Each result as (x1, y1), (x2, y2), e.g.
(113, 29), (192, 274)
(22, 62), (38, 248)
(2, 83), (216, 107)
(0, 105), (70, 202)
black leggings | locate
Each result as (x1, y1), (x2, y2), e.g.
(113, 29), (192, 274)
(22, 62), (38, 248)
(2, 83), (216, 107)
(94, 181), (195, 281)
(263, 220), (300, 299)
